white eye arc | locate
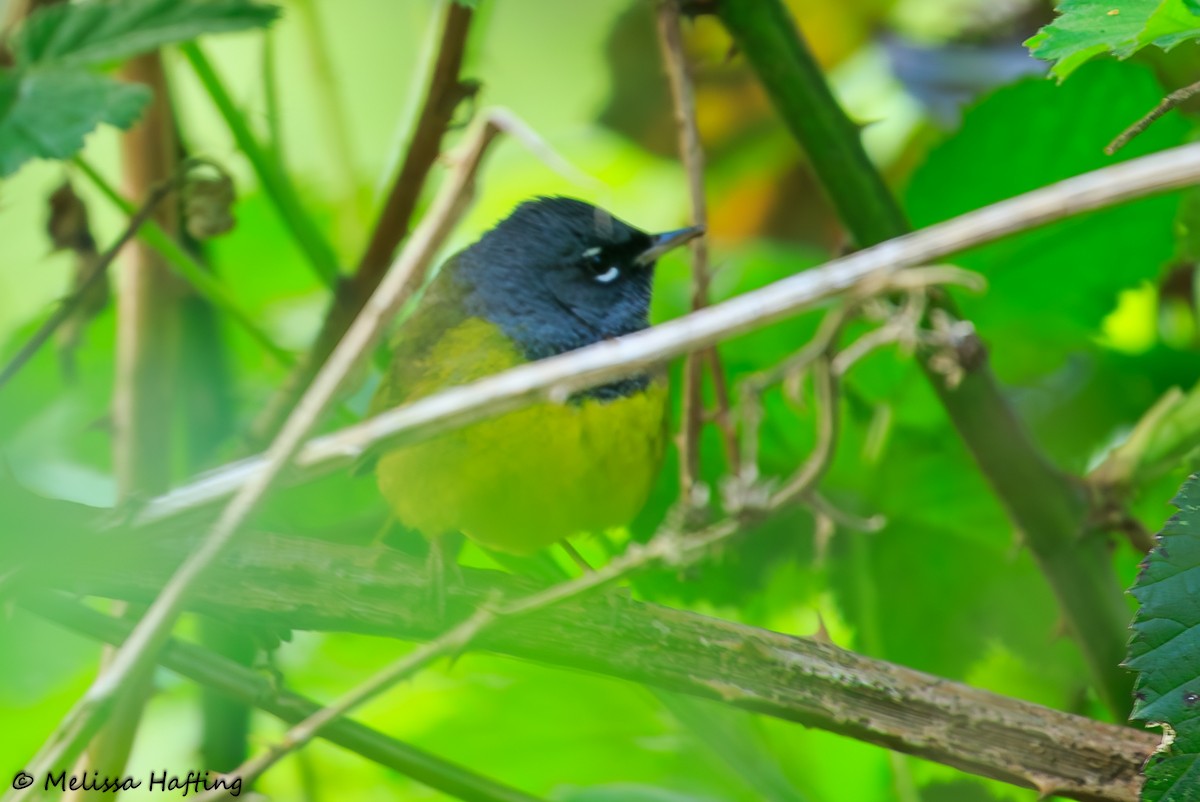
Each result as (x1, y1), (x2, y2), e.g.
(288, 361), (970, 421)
(593, 265), (620, 284)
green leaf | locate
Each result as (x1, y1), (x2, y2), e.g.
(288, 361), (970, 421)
(560, 786), (725, 802)
(1026, 0), (1200, 80)
(13, 0), (280, 69)
(0, 68), (150, 177)
(1127, 474), (1200, 802)
(905, 60), (1186, 381)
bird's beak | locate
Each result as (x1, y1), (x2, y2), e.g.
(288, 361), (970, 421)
(634, 225), (705, 267)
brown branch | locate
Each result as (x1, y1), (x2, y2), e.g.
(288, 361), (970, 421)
(248, 0), (475, 446)
(1107, 78), (1200, 155)
(655, 0), (739, 500)
(42, 528), (1155, 802)
(69, 49), (181, 802)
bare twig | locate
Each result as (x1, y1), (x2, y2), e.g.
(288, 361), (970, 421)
(249, 0), (476, 446)
(134, 141), (1200, 526)
(0, 172), (185, 392)
(5, 111), (514, 801)
(656, 0), (739, 498)
(1107, 78), (1200, 155)
(770, 356), (838, 507)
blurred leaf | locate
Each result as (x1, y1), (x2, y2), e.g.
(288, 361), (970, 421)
(657, 693), (812, 802)
(1127, 474), (1200, 802)
(906, 60), (1187, 381)
(1026, 0), (1200, 79)
(560, 785), (727, 802)
(0, 68), (149, 177)
(11, 0), (280, 69)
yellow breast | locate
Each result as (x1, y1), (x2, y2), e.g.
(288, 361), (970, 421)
(374, 318), (668, 554)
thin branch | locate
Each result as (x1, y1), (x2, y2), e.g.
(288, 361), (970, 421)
(27, 594), (548, 802)
(7, 111), (511, 802)
(40, 528), (1155, 802)
(1107, 78), (1200, 155)
(0, 175), (177, 391)
(248, 0), (475, 445)
(135, 141), (1200, 526)
(770, 355), (838, 507)
(656, 0), (738, 495)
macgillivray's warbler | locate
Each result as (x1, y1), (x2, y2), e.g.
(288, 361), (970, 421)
(370, 196), (703, 558)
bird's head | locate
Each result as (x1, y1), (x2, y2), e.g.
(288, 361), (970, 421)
(456, 196), (703, 359)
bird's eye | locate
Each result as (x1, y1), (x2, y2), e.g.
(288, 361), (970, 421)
(593, 265), (620, 284)
(581, 246), (620, 284)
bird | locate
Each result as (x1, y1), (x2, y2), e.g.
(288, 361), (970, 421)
(369, 196), (702, 560)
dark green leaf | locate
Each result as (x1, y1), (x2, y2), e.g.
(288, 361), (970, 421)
(1127, 474), (1200, 802)
(1026, 0), (1200, 80)
(13, 0), (280, 69)
(0, 68), (150, 177)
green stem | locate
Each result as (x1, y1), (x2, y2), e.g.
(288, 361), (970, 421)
(716, 0), (1134, 718)
(715, 0), (908, 245)
(180, 41), (341, 288)
(29, 594), (546, 802)
(74, 157), (294, 367)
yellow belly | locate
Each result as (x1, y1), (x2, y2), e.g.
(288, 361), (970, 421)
(373, 319), (667, 554)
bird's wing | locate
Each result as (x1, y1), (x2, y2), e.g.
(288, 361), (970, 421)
(367, 258), (472, 415)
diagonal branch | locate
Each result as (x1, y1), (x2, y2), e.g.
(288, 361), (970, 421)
(655, 0), (739, 498)
(0, 174), (177, 391)
(133, 141), (1200, 526)
(249, 0), (476, 445)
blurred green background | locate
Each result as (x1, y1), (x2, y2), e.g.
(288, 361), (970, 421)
(2, 0), (1199, 800)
